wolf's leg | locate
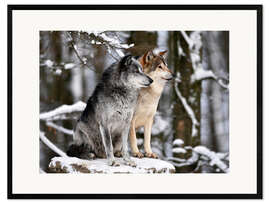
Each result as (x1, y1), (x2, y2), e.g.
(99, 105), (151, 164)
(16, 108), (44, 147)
(122, 126), (136, 167)
(129, 120), (144, 158)
(144, 118), (158, 159)
(99, 124), (120, 166)
(113, 135), (122, 157)
(67, 123), (96, 160)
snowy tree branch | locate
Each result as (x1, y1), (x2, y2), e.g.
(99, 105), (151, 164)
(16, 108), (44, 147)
(40, 131), (68, 157)
(65, 32), (98, 72)
(66, 32), (87, 65)
(83, 31), (134, 59)
(174, 72), (199, 137)
(167, 157), (186, 163)
(180, 31), (194, 50)
(193, 146), (229, 173)
(40, 101), (86, 121)
(181, 31), (229, 90)
(169, 144), (229, 173)
(191, 66), (229, 89)
(46, 121), (73, 136)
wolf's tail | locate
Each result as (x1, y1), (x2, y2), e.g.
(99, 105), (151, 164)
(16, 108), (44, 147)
(66, 143), (94, 159)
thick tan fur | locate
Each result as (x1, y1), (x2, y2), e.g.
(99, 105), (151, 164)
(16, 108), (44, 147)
(129, 50), (173, 158)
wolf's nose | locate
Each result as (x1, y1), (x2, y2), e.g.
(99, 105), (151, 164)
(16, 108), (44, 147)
(148, 77), (153, 84)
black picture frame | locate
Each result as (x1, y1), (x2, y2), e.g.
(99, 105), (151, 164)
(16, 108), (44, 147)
(7, 4), (263, 199)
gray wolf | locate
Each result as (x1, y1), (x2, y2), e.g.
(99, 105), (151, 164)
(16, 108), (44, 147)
(130, 50), (173, 158)
(67, 55), (153, 166)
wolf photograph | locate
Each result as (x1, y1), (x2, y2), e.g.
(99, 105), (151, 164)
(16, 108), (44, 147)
(40, 31), (229, 174)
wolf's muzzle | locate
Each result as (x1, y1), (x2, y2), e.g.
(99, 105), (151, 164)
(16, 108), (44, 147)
(165, 76), (173, 81)
(148, 76), (154, 84)
(141, 76), (153, 87)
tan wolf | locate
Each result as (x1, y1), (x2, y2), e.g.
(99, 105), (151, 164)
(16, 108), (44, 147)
(129, 50), (173, 158)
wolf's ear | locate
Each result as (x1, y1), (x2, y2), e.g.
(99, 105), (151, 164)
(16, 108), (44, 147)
(142, 50), (154, 64)
(159, 50), (168, 57)
(120, 55), (132, 68)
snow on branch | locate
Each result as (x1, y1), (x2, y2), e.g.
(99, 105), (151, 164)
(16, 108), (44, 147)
(181, 31), (229, 90)
(174, 72), (199, 137)
(172, 147), (187, 154)
(87, 31), (134, 50)
(40, 101), (86, 121)
(40, 131), (68, 157)
(84, 31), (134, 59)
(168, 144), (229, 173)
(191, 65), (229, 89)
(66, 32), (87, 65)
(193, 146), (229, 173)
(167, 157), (186, 163)
(169, 151), (199, 168)
(40, 59), (79, 75)
(173, 138), (184, 147)
(65, 32), (97, 72)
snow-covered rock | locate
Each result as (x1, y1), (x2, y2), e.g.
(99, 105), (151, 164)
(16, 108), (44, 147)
(48, 157), (175, 174)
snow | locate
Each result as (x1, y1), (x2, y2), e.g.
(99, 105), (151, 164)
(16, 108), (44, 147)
(181, 31), (229, 89)
(85, 31), (134, 50)
(99, 33), (134, 49)
(115, 48), (124, 57)
(172, 147), (186, 154)
(39, 101), (86, 121)
(173, 138), (184, 146)
(64, 63), (76, 70)
(49, 156), (175, 174)
(55, 69), (62, 75)
(190, 66), (216, 83)
(193, 146), (229, 173)
(44, 59), (54, 68)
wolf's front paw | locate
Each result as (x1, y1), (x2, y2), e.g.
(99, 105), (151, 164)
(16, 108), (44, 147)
(80, 152), (96, 160)
(114, 151), (122, 158)
(145, 152), (158, 159)
(108, 159), (121, 167)
(132, 151), (144, 158)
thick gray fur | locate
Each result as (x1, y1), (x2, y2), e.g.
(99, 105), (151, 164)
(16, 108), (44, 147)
(67, 55), (153, 167)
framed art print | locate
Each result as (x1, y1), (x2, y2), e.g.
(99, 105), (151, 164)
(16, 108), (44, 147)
(8, 5), (263, 199)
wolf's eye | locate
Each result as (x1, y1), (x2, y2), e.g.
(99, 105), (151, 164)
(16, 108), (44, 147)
(158, 65), (162, 69)
(137, 67), (143, 73)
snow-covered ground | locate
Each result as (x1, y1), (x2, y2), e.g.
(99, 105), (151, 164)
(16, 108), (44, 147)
(49, 156), (175, 174)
